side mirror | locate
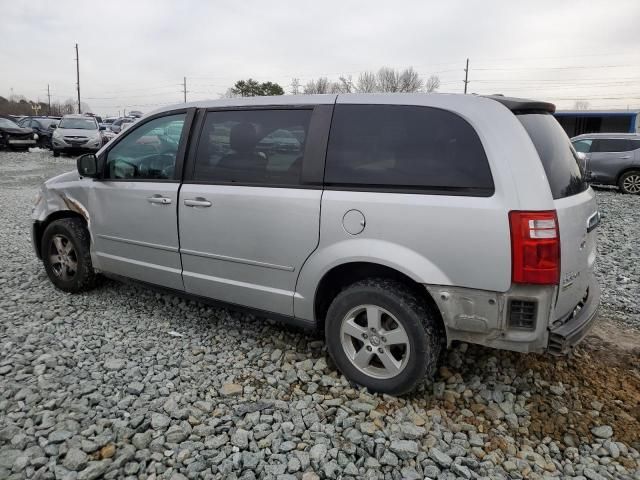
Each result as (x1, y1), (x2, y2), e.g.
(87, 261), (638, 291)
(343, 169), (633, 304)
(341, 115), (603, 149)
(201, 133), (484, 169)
(99, 125), (106, 130)
(77, 153), (99, 178)
(576, 152), (586, 161)
(50, 124), (57, 129)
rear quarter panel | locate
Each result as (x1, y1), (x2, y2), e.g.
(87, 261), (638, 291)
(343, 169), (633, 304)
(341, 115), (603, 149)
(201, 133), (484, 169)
(294, 94), (555, 322)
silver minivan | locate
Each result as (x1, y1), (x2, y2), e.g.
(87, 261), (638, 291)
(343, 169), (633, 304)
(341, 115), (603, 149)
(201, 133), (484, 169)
(32, 94), (600, 394)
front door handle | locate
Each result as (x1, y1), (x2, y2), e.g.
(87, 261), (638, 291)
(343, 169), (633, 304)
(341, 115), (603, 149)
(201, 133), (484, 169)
(147, 196), (172, 205)
(184, 198), (212, 208)
(619, 155), (631, 159)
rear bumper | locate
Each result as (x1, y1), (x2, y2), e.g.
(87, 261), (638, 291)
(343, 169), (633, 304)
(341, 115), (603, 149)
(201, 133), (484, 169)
(547, 274), (600, 355)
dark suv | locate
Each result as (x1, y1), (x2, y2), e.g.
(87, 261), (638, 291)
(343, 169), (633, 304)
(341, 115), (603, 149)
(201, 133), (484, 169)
(18, 117), (60, 148)
(572, 133), (640, 194)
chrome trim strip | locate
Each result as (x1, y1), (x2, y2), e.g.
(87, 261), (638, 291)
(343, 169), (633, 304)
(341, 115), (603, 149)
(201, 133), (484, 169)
(97, 234), (179, 252)
(181, 248), (294, 272)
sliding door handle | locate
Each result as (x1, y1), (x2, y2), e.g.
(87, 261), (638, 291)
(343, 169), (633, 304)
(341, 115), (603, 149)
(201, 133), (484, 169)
(184, 198), (212, 208)
(147, 196), (172, 205)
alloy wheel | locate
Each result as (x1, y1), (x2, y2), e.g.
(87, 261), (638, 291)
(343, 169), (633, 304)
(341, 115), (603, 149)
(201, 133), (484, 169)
(622, 174), (640, 194)
(48, 234), (78, 281)
(339, 304), (410, 379)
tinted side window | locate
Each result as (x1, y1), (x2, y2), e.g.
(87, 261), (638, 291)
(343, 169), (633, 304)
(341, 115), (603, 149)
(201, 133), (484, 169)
(518, 114), (587, 199)
(630, 140), (640, 151)
(572, 139), (592, 153)
(192, 109), (311, 185)
(592, 139), (633, 153)
(105, 114), (186, 180)
(324, 105), (494, 194)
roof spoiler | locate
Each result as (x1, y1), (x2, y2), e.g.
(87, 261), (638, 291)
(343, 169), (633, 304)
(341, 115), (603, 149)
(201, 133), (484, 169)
(483, 95), (556, 114)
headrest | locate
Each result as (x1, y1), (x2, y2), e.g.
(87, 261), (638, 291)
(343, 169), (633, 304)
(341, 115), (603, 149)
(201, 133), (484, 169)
(230, 122), (258, 153)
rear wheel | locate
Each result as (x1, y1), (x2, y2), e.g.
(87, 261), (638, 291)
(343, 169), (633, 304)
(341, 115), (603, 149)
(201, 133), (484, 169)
(325, 278), (444, 395)
(41, 218), (96, 292)
(619, 170), (640, 194)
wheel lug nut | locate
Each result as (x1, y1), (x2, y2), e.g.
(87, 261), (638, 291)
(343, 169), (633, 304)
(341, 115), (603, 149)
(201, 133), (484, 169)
(370, 327), (376, 332)
(382, 337), (387, 342)
(362, 333), (368, 339)
(366, 346), (372, 352)
(378, 348), (384, 353)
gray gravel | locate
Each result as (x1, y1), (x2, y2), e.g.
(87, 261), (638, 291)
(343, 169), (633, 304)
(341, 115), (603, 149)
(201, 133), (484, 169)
(592, 187), (640, 326)
(1, 150), (639, 480)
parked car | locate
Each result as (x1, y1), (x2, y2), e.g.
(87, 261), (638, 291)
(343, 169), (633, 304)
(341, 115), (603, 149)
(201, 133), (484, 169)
(51, 114), (103, 157)
(0, 117), (37, 150)
(571, 133), (640, 194)
(17, 117), (60, 148)
(119, 118), (138, 134)
(100, 128), (116, 145)
(109, 117), (135, 133)
(31, 94), (600, 394)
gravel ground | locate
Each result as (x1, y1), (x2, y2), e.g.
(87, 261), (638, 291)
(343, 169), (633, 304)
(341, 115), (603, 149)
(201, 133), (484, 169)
(1, 150), (639, 480)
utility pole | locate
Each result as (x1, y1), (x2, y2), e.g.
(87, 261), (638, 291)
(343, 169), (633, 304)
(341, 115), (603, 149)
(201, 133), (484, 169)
(75, 43), (81, 113)
(463, 58), (470, 94)
(183, 76), (187, 103)
(47, 84), (51, 115)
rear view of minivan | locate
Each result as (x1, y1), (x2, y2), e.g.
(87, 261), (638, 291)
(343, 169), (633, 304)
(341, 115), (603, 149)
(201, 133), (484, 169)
(32, 93), (600, 394)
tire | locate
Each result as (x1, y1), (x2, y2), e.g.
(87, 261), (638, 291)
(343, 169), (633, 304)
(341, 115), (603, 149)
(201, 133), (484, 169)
(53, 150), (60, 157)
(618, 170), (640, 194)
(325, 278), (444, 395)
(41, 218), (97, 292)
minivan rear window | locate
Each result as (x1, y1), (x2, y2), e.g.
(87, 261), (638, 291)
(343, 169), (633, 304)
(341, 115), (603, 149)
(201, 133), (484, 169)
(324, 105), (494, 195)
(518, 113), (588, 199)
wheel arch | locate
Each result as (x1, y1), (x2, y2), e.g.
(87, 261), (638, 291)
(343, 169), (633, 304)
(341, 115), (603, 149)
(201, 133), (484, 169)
(617, 167), (640, 184)
(34, 210), (87, 259)
(311, 261), (446, 340)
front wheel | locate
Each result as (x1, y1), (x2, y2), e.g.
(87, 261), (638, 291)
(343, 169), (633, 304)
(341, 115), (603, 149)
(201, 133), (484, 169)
(619, 170), (640, 194)
(41, 218), (97, 292)
(325, 278), (444, 395)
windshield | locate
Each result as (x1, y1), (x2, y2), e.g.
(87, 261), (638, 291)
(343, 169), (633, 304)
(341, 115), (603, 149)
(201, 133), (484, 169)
(58, 118), (98, 130)
(0, 118), (19, 128)
(38, 119), (58, 128)
(518, 113), (588, 199)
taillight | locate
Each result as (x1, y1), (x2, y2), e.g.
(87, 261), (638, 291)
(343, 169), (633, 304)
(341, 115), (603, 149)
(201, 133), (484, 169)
(509, 211), (560, 285)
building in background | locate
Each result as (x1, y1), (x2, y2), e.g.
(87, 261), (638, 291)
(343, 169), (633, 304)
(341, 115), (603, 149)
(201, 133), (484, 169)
(554, 110), (640, 137)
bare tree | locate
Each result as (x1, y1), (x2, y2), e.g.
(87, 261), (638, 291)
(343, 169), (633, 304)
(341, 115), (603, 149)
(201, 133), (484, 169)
(303, 77), (331, 94)
(220, 88), (240, 99)
(356, 71), (377, 93)
(337, 76), (354, 93)
(290, 78), (300, 95)
(574, 100), (590, 110)
(63, 99), (77, 114)
(425, 75), (441, 93)
(376, 67), (400, 92)
(398, 67), (423, 93)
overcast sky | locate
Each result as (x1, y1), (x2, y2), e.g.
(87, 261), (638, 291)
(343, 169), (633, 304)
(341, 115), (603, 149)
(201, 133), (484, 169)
(2, 0), (639, 116)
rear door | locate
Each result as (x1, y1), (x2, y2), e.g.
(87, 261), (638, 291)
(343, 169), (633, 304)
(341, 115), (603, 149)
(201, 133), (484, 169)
(178, 105), (331, 315)
(518, 114), (598, 320)
(589, 138), (640, 184)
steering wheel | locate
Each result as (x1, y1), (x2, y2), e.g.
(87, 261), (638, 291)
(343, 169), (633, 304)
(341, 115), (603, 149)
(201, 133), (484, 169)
(113, 159), (139, 178)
